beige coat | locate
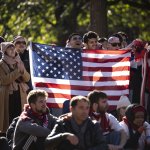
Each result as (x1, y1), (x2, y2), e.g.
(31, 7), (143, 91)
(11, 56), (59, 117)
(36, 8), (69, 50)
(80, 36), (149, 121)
(0, 60), (30, 133)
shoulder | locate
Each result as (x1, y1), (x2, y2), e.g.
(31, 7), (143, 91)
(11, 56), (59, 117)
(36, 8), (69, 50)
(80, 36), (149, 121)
(119, 121), (129, 135)
(106, 113), (118, 122)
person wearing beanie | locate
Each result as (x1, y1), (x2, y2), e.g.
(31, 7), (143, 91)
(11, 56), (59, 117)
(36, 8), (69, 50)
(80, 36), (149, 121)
(116, 96), (131, 121)
(120, 104), (150, 150)
(0, 42), (30, 133)
(13, 35), (32, 92)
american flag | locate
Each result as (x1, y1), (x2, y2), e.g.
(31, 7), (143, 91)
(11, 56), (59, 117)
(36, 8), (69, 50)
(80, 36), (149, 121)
(29, 42), (131, 110)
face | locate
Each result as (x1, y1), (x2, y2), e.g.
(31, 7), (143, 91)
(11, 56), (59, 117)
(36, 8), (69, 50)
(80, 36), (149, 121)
(119, 107), (127, 117)
(107, 42), (121, 50)
(97, 98), (108, 112)
(5, 45), (16, 58)
(71, 100), (90, 123)
(86, 38), (98, 50)
(133, 111), (144, 127)
(101, 41), (108, 49)
(31, 96), (47, 114)
(69, 35), (83, 49)
(15, 40), (27, 53)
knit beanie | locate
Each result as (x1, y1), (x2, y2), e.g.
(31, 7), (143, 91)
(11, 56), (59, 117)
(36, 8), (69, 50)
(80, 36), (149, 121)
(117, 95), (131, 110)
(0, 42), (15, 53)
(13, 36), (26, 44)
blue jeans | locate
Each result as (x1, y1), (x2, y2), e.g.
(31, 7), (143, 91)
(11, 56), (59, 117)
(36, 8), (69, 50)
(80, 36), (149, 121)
(104, 131), (121, 145)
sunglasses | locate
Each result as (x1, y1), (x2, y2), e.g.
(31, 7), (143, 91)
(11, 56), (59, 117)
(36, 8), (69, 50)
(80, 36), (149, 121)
(110, 43), (121, 47)
(15, 41), (26, 45)
(72, 37), (82, 41)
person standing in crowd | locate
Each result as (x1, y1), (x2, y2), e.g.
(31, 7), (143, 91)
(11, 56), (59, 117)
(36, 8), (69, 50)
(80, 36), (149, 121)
(107, 36), (122, 50)
(117, 31), (128, 48)
(13, 35), (32, 91)
(13, 36), (30, 73)
(88, 90), (127, 150)
(116, 96), (131, 122)
(13, 89), (57, 150)
(0, 42), (30, 134)
(98, 37), (108, 49)
(82, 31), (102, 50)
(45, 96), (109, 150)
(65, 33), (83, 49)
(120, 104), (150, 150)
(129, 39), (146, 104)
(0, 36), (5, 59)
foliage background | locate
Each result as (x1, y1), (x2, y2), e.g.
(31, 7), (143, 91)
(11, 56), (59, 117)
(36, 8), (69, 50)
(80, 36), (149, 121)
(0, 0), (150, 46)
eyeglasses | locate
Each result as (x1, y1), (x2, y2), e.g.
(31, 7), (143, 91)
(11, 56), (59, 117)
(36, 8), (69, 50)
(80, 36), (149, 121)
(110, 43), (121, 47)
(15, 41), (26, 45)
(72, 37), (82, 41)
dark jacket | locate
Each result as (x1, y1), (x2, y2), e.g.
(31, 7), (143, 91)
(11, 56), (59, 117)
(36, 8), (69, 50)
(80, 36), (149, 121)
(6, 117), (19, 148)
(13, 110), (57, 150)
(45, 115), (109, 150)
(19, 49), (33, 91)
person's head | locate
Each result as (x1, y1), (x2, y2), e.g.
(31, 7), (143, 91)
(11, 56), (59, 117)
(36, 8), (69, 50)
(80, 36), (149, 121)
(118, 31), (128, 48)
(27, 89), (48, 114)
(125, 104), (147, 127)
(83, 31), (99, 50)
(70, 96), (90, 124)
(117, 96), (131, 120)
(13, 36), (27, 53)
(131, 39), (145, 55)
(88, 90), (108, 113)
(98, 37), (108, 49)
(107, 36), (121, 50)
(67, 33), (82, 49)
(1, 42), (16, 58)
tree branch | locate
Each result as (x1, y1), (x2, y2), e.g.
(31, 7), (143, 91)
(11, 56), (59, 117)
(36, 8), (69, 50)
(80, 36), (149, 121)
(107, 0), (121, 6)
(122, 0), (150, 10)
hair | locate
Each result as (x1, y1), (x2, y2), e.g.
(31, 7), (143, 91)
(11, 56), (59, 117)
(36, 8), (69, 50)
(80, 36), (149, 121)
(27, 89), (48, 104)
(118, 31), (128, 39)
(83, 31), (99, 43)
(98, 37), (108, 43)
(68, 33), (81, 42)
(87, 90), (107, 107)
(125, 104), (147, 122)
(70, 96), (89, 108)
(112, 33), (123, 43)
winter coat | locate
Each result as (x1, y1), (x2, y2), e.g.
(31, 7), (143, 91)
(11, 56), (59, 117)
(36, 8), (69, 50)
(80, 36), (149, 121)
(0, 60), (30, 132)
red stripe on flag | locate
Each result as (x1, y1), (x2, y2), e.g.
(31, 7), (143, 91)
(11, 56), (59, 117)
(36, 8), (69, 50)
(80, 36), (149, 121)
(35, 82), (129, 91)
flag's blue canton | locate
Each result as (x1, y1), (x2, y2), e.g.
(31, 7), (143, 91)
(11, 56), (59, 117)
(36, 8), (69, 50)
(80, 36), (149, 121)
(32, 43), (82, 80)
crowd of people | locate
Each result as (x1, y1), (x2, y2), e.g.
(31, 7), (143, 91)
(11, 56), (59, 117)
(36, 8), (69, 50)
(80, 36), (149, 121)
(0, 30), (150, 150)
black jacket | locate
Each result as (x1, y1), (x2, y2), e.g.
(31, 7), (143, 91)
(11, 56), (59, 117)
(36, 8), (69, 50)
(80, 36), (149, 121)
(45, 116), (109, 150)
(13, 111), (57, 150)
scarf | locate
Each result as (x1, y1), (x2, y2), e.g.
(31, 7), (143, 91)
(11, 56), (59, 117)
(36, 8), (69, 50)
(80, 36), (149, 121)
(20, 104), (49, 128)
(2, 53), (21, 69)
(2, 53), (29, 94)
(90, 111), (111, 134)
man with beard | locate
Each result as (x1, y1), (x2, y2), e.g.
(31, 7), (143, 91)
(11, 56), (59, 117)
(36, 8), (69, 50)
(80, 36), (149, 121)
(45, 96), (109, 150)
(88, 90), (127, 150)
(13, 89), (57, 150)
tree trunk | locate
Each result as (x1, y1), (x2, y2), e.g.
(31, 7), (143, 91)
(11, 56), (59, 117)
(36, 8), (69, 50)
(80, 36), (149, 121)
(90, 0), (107, 37)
